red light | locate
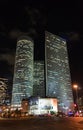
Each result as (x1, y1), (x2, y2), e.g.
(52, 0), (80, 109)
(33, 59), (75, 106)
(74, 104), (76, 107)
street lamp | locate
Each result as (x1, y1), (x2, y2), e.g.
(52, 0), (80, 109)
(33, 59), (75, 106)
(73, 84), (79, 111)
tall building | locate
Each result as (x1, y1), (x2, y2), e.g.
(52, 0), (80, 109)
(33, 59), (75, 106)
(11, 31), (74, 112)
(45, 31), (74, 111)
(0, 78), (8, 105)
(33, 61), (45, 97)
(11, 36), (34, 107)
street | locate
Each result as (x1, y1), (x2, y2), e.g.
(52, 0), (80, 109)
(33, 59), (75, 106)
(0, 117), (83, 130)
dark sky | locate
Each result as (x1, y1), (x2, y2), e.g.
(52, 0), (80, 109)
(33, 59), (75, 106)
(0, 0), (83, 96)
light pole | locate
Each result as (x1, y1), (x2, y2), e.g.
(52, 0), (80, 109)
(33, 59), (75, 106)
(73, 84), (79, 111)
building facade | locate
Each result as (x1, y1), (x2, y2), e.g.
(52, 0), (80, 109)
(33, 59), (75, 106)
(45, 31), (74, 112)
(0, 78), (8, 105)
(11, 36), (34, 107)
(11, 32), (74, 113)
(28, 97), (58, 115)
(33, 61), (45, 97)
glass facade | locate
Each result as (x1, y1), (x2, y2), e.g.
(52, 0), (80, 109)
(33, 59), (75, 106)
(45, 31), (73, 111)
(11, 32), (74, 112)
(33, 61), (45, 97)
(11, 36), (34, 107)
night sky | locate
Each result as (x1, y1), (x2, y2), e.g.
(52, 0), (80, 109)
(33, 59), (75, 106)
(0, 0), (83, 96)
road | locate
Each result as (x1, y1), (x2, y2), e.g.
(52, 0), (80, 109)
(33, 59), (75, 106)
(0, 116), (83, 130)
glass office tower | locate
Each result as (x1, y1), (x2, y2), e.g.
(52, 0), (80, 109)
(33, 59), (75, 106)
(11, 36), (34, 107)
(33, 61), (45, 97)
(45, 31), (73, 111)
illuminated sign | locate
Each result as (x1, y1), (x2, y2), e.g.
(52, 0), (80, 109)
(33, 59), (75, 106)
(28, 98), (58, 115)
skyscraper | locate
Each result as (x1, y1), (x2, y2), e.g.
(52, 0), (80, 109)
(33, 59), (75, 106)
(0, 78), (8, 105)
(45, 31), (73, 111)
(11, 32), (74, 112)
(11, 36), (34, 107)
(33, 61), (45, 97)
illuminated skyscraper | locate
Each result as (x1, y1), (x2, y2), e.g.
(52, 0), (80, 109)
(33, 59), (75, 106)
(0, 78), (8, 105)
(11, 36), (34, 107)
(33, 61), (45, 97)
(45, 31), (73, 111)
(11, 32), (73, 112)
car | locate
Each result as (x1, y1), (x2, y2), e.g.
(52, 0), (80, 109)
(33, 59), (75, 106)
(68, 111), (74, 117)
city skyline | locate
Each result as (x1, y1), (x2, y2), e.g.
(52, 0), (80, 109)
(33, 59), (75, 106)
(0, 0), (83, 98)
(11, 31), (73, 113)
